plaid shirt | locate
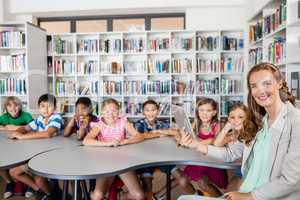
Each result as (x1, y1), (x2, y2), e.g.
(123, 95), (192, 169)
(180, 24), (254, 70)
(134, 118), (169, 133)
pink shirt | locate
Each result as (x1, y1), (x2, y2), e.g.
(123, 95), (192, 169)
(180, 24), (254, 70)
(91, 116), (127, 142)
(198, 122), (220, 140)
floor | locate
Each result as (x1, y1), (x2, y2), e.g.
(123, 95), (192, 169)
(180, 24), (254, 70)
(0, 171), (183, 200)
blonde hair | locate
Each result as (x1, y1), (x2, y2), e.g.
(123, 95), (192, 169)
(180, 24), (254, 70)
(101, 98), (120, 111)
(4, 96), (22, 111)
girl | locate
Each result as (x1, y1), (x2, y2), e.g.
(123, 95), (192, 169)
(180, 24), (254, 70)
(178, 63), (300, 200)
(83, 98), (146, 200)
(0, 96), (33, 199)
(182, 97), (228, 197)
(214, 103), (256, 192)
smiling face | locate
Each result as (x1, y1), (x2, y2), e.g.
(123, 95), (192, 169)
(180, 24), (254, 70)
(197, 103), (217, 124)
(228, 108), (246, 131)
(249, 70), (282, 109)
(39, 101), (56, 118)
(6, 101), (21, 118)
(101, 103), (119, 125)
(143, 103), (159, 123)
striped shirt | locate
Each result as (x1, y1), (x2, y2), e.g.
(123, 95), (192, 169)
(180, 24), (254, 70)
(27, 112), (64, 135)
(91, 116), (127, 142)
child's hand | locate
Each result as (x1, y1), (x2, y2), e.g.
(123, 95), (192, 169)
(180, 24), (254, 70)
(179, 129), (198, 149)
(9, 131), (23, 140)
(223, 122), (233, 133)
(109, 139), (120, 147)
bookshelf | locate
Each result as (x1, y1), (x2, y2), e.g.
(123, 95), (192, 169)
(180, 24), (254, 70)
(247, 0), (300, 103)
(0, 22), (47, 115)
(47, 30), (244, 121)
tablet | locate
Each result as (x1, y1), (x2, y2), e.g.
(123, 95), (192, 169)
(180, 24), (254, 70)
(174, 106), (196, 138)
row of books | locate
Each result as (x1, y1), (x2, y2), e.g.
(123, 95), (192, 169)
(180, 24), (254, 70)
(221, 79), (243, 95)
(0, 54), (26, 72)
(0, 78), (26, 95)
(171, 58), (193, 73)
(76, 81), (99, 95)
(172, 100), (194, 116)
(123, 81), (147, 95)
(196, 58), (219, 73)
(0, 30), (25, 48)
(263, 0), (287, 36)
(248, 47), (263, 67)
(147, 81), (170, 95)
(54, 38), (74, 54)
(99, 39), (122, 53)
(249, 21), (263, 43)
(53, 59), (76, 75)
(100, 62), (122, 74)
(220, 99), (243, 116)
(123, 61), (147, 74)
(77, 60), (98, 75)
(220, 56), (244, 73)
(222, 36), (244, 51)
(54, 79), (76, 96)
(103, 81), (122, 95)
(148, 59), (170, 73)
(77, 39), (99, 54)
(196, 78), (219, 95)
(124, 100), (170, 116)
(123, 38), (145, 52)
(196, 35), (219, 51)
(172, 37), (195, 51)
(172, 80), (195, 95)
(148, 38), (170, 51)
(267, 36), (286, 64)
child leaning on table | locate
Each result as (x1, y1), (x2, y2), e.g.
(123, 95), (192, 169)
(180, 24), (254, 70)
(0, 96), (33, 199)
(8, 94), (64, 200)
(83, 98), (169, 200)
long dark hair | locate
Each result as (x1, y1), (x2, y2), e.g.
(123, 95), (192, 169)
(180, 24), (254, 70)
(247, 63), (295, 132)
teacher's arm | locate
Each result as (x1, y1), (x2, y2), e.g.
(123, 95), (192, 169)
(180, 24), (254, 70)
(252, 111), (300, 199)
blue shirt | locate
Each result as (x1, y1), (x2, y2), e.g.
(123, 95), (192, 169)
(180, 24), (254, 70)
(27, 112), (64, 135)
(134, 118), (169, 133)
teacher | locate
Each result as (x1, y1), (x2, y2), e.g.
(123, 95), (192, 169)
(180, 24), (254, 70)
(179, 63), (300, 200)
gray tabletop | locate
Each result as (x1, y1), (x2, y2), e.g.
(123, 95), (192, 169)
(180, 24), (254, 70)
(28, 137), (241, 180)
(0, 134), (81, 170)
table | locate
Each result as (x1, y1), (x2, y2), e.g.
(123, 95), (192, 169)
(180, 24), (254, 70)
(28, 137), (240, 200)
(0, 134), (81, 170)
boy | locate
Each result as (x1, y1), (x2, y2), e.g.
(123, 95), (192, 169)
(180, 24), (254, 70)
(9, 94), (64, 200)
(64, 97), (98, 140)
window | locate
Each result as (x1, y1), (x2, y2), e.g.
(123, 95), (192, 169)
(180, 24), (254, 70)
(151, 17), (184, 30)
(76, 20), (107, 33)
(40, 21), (71, 34)
(113, 18), (145, 31)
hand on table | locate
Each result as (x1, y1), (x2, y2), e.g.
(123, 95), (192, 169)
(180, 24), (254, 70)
(8, 131), (24, 140)
(224, 192), (253, 200)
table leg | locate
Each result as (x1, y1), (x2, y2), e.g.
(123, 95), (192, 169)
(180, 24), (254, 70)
(62, 180), (69, 200)
(80, 180), (90, 200)
(166, 165), (171, 200)
(72, 180), (79, 200)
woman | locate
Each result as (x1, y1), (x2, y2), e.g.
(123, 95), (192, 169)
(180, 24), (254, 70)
(178, 63), (300, 200)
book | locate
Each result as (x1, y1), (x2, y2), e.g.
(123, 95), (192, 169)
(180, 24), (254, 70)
(0, 77), (26, 95)
(0, 30), (25, 48)
(100, 61), (122, 74)
(221, 79), (243, 95)
(171, 58), (193, 73)
(196, 35), (219, 51)
(54, 79), (76, 96)
(248, 47), (263, 67)
(263, 1), (286, 36)
(123, 38), (145, 53)
(77, 39), (98, 54)
(267, 36), (286, 64)
(222, 36), (244, 51)
(148, 59), (170, 73)
(172, 37), (195, 51)
(77, 60), (98, 75)
(220, 55), (244, 73)
(249, 21), (263, 43)
(147, 80), (170, 95)
(54, 37), (74, 54)
(123, 80), (147, 95)
(103, 81), (122, 95)
(99, 39), (122, 53)
(196, 58), (219, 73)
(148, 38), (170, 52)
(196, 78), (219, 95)
(53, 58), (75, 75)
(0, 54), (26, 72)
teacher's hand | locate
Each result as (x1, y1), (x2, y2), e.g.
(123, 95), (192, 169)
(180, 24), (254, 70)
(224, 192), (253, 200)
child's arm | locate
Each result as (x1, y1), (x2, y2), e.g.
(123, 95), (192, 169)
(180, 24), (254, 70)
(82, 126), (119, 147)
(4, 125), (26, 131)
(213, 122), (232, 147)
(64, 116), (76, 137)
(10, 126), (57, 140)
(120, 122), (145, 145)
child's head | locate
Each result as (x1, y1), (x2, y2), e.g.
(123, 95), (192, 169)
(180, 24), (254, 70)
(142, 100), (160, 122)
(101, 98), (120, 124)
(75, 97), (92, 117)
(4, 96), (22, 118)
(228, 103), (257, 145)
(195, 97), (218, 125)
(228, 103), (248, 131)
(38, 94), (57, 117)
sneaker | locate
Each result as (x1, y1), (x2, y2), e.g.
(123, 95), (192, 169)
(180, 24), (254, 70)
(25, 187), (35, 198)
(13, 181), (24, 196)
(3, 182), (14, 199)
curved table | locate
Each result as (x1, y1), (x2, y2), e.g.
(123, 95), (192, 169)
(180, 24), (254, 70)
(28, 137), (240, 200)
(0, 134), (81, 170)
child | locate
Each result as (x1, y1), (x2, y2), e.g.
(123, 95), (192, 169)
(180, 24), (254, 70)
(64, 97), (98, 140)
(182, 97), (228, 197)
(83, 98), (146, 200)
(0, 96), (33, 199)
(213, 103), (256, 192)
(134, 100), (195, 200)
(9, 94), (64, 200)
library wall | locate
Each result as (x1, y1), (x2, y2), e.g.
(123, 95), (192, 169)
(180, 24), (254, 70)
(186, 6), (247, 30)
(0, 0), (3, 22)
(247, 0), (272, 20)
